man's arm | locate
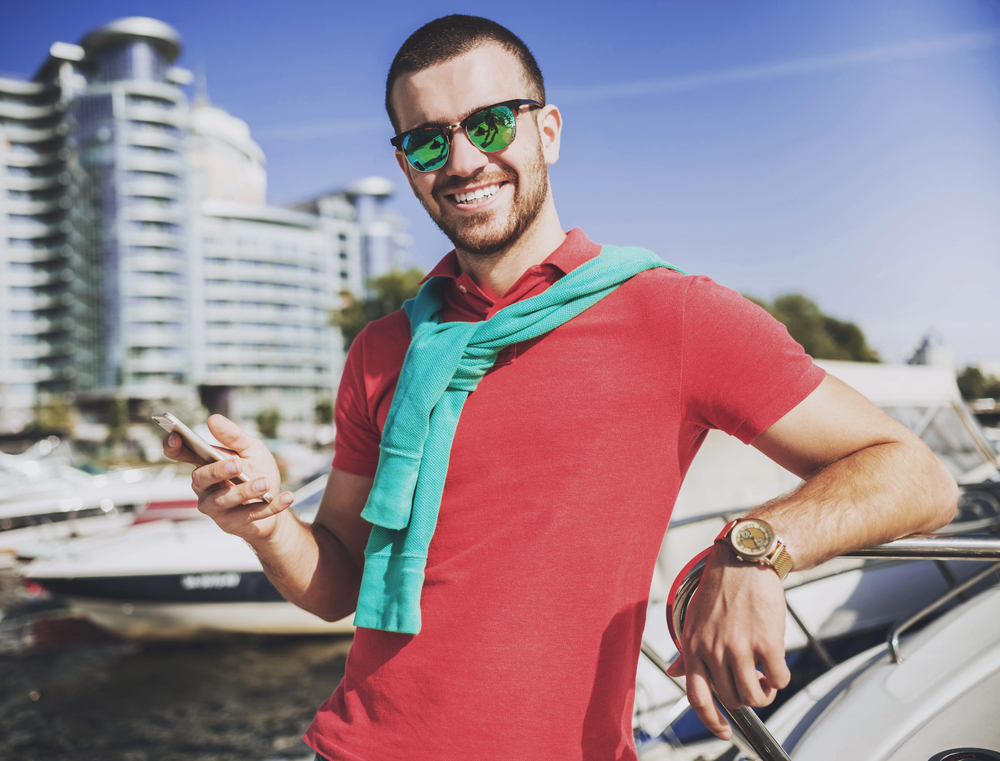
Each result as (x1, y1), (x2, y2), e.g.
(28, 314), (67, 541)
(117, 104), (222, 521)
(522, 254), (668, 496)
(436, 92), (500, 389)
(165, 414), (374, 622)
(667, 374), (959, 739)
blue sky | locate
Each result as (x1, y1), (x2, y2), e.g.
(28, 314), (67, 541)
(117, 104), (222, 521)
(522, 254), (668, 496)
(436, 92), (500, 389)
(3, 0), (998, 364)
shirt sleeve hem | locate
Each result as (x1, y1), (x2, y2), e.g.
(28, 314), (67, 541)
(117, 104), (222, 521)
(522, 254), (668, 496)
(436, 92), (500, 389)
(733, 363), (827, 444)
(332, 451), (379, 478)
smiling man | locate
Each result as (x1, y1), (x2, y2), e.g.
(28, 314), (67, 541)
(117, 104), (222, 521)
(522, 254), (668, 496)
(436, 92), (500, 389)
(163, 15), (958, 761)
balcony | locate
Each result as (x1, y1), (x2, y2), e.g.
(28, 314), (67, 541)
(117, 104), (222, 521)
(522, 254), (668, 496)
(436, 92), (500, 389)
(122, 329), (185, 348)
(4, 151), (61, 168)
(4, 174), (62, 191)
(7, 246), (66, 264)
(121, 230), (185, 248)
(0, 101), (59, 120)
(6, 219), (66, 238)
(122, 153), (185, 175)
(124, 253), (187, 273)
(1, 124), (63, 143)
(123, 178), (183, 199)
(10, 340), (73, 360)
(125, 281), (187, 299)
(121, 204), (185, 223)
(124, 104), (182, 126)
(5, 269), (66, 288)
(125, 303), (187, 322)
(122, 80), (184, 104)
(127, 130), (184, 152)
(124, 355), (186, 374)
(5, 198), (64, 215)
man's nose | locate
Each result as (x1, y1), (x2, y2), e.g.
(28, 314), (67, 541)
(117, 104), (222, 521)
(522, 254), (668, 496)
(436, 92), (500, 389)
(445, 129), (490, 176)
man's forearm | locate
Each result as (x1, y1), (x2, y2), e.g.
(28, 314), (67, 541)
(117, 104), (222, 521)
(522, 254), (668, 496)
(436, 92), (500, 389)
(752, 437), (958, 570)
(249, 510), (364, 622)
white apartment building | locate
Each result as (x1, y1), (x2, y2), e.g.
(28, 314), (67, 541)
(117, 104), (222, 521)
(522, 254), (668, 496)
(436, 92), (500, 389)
(0, 17), (412, 440)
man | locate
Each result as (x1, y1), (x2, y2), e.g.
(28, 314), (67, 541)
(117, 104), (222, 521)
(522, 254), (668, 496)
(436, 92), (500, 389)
(164, 15), (957, 760)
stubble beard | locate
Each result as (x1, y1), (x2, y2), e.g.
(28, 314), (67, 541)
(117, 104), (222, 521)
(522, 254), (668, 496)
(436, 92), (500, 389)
(420, 140), (550, 260)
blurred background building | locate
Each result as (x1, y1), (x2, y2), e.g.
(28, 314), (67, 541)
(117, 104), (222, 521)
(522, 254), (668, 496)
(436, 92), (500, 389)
(0, 17), (412, 442)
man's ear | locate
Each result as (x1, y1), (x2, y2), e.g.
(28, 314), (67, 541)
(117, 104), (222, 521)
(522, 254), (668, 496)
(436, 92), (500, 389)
(394, 150), (420, 198)
(538, 104), (562, 166)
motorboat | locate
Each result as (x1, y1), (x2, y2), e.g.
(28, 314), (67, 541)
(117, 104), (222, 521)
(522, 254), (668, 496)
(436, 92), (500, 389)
(635, 359), (1000, 740)
(19, 468), (354, 640)
(0, 437), (200, 557)
(643, 534), (1000, 760)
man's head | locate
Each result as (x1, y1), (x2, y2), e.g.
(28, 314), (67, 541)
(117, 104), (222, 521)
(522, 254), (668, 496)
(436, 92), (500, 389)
(385, 15), (545, 135)
(386, 16), (562, 260)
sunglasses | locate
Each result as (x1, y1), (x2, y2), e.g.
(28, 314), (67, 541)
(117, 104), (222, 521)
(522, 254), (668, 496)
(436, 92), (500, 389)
(390, 99), (542, 172)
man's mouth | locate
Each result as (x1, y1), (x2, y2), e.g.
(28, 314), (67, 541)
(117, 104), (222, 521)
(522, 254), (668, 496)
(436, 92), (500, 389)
(449, 183), (504, 205)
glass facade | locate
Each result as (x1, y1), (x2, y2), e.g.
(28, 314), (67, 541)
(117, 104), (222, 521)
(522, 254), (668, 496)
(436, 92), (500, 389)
(0, 17), (413, 440)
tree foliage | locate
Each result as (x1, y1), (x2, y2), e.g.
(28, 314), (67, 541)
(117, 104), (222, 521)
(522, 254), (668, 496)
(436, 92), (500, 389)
(957, 366), (1000, 400)
(314, 399), (334, 426)
(255, 408), (281, 440)
(30, 394), (76, 435)
(333, 267), (425, 347)
(745, 293), (881, 363)
(107, 397), (130, 446)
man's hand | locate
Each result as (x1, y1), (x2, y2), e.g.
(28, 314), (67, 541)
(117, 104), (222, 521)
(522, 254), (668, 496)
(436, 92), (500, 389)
(162, 413), (295, 543)
(666, 545), (791, 740)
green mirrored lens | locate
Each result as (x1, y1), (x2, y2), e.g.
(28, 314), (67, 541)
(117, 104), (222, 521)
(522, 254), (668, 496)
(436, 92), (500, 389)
(465, 106), (516, 152)
(402, 129), (449, 172)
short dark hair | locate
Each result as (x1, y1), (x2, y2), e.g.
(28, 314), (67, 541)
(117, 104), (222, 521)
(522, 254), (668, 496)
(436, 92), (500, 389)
(385, 15), (546, 133)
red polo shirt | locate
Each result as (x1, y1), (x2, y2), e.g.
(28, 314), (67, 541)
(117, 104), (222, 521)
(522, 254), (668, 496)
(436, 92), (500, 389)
(306, 228), (824, 761)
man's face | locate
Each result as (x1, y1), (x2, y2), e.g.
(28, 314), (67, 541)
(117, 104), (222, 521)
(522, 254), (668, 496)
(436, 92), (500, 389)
(390, 45), (556, 258)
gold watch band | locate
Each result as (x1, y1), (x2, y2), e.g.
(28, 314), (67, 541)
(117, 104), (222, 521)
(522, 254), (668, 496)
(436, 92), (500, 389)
(765, 543), (794, 580)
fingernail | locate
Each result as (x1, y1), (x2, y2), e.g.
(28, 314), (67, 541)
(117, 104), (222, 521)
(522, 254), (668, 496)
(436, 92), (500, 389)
(225, 460), (239, 475)
(253, 478), (267, 493)
(167, 433), (178, 448)
(280, 493), (293, 506)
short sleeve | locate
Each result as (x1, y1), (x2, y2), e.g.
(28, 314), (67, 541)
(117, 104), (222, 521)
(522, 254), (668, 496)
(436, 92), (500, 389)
(332, 335), (383, 478)
(680, 276), (825, 443)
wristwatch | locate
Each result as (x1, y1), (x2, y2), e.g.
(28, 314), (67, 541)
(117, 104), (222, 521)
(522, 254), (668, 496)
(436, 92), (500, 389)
(716, 517), (794, 581)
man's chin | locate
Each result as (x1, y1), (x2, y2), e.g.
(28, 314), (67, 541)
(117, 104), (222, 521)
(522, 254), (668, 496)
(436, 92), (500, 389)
(433, 215), (518, 259)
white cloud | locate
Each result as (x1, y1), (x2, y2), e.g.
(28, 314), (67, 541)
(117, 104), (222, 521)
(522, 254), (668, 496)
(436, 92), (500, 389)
(551, 29), (1000, 103)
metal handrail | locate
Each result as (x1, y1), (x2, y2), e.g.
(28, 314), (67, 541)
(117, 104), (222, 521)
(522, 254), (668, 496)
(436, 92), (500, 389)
(662, 533), (1000, 761)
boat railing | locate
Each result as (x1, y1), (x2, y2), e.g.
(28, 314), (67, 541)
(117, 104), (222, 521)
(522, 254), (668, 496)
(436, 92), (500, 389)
(655, 532), (1000, 761)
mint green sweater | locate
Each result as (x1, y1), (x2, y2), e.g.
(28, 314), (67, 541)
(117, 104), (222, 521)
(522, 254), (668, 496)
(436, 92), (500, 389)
(354, 246), (683, 633)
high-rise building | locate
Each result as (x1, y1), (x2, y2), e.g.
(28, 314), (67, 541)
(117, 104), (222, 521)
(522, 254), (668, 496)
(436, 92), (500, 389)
(0, 17), (412, 440)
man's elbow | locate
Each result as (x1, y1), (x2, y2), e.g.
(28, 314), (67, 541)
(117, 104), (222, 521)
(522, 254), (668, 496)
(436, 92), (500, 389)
(925, 456), (959, 532)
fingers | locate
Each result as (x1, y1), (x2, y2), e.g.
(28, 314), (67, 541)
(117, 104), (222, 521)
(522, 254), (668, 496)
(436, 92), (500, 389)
(758, 645), (792, 693)
(208, 413), (262, 456)
(163, 432), (206, 466)
(198, 480), (295, 535)
(684, 658), (732, 741)
(665, 652), (685, 677)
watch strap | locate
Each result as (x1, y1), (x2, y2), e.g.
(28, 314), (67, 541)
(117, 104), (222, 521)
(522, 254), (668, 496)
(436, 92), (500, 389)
(716, 518), (794, 581)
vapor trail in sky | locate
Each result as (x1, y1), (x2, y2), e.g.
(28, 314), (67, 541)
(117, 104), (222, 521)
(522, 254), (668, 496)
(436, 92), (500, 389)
(552, 28), (1000, 103)
(255, 29), (1000, 140)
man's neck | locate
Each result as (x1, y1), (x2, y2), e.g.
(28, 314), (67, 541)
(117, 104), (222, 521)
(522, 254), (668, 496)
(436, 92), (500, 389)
(454, 204), (567, 300)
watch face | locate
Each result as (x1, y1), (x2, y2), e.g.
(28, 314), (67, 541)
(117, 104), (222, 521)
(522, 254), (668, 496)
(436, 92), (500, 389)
(730, 520), (775, 558)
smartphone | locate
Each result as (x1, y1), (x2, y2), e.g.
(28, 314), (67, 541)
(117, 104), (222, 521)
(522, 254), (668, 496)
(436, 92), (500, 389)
(152, 412), (273, 504)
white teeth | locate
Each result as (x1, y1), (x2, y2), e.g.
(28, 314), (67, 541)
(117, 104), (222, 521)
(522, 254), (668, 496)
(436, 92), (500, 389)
(454, 184), (500, 204)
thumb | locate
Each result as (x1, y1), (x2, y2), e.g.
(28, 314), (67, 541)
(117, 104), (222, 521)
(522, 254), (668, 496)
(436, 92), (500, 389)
(206, 414), (257, 455)
(666, 652), (686, 677)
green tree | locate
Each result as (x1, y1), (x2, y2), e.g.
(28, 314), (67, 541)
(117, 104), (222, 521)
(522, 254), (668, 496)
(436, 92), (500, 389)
(745, 293), (881, 363)
(315, 399), (334, 426)
(107, 397), (130, 449)
(957, 366), (1000, 400)
(30, 394), (76, 435)
(255, 408), (281, 439)
(333, 267), (424, 347)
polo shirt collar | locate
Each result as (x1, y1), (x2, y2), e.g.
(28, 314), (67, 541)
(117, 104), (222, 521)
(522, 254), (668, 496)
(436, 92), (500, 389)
(420, 228), (600, 319)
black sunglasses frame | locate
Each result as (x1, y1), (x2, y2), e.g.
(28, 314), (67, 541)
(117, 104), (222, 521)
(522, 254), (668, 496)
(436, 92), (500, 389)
(390, 99), (542, 171)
